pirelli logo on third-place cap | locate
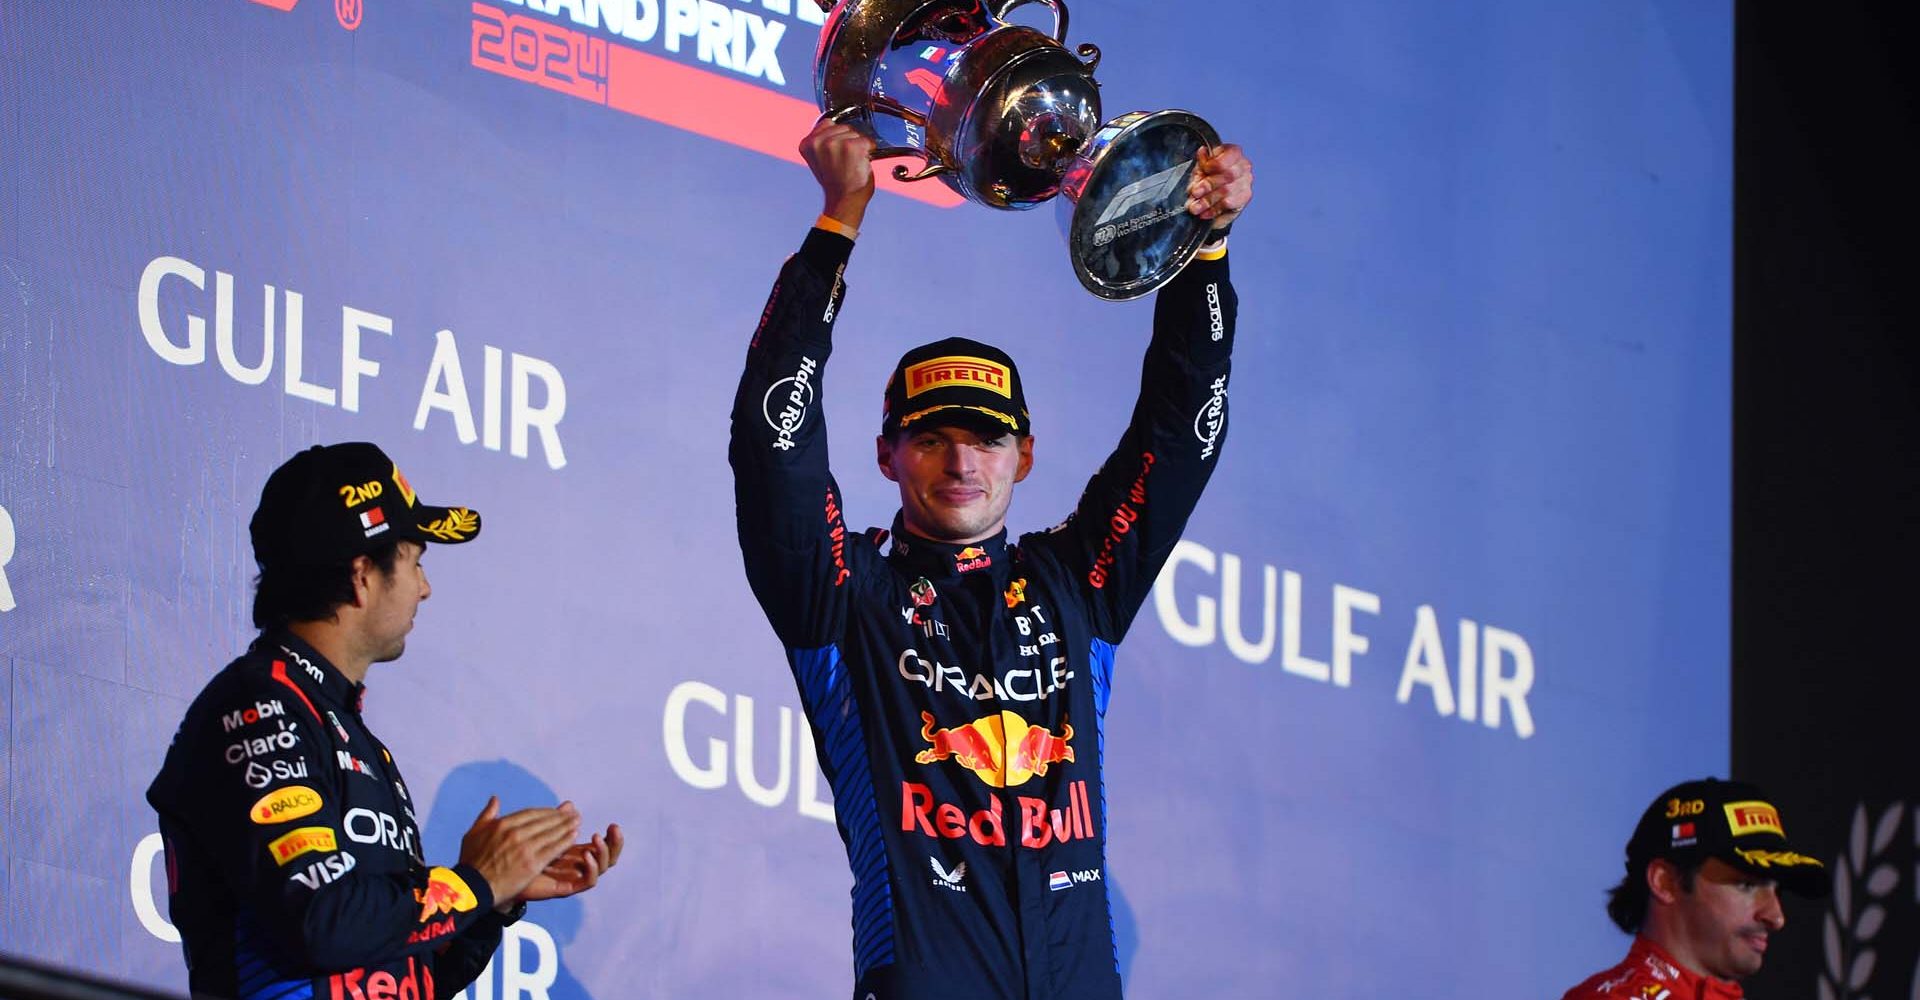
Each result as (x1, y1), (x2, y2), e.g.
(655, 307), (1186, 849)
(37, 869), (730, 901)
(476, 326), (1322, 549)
(1724, 800), (1785, 837)
(269, 826), (339, 866)
(905, 357), (1011, 399)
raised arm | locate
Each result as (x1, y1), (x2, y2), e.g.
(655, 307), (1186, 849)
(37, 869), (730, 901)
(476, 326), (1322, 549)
(1046, 144), (1255, 641)
(728, 122), (880, 645)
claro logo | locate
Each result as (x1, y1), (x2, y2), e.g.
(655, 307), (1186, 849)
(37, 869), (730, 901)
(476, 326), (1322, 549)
(226, 722), (301, 763)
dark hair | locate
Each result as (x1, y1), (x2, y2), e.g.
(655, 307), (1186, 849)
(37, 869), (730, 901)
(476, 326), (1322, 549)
(252, 540), (403, 629)
(1606, 859), (1699, 934)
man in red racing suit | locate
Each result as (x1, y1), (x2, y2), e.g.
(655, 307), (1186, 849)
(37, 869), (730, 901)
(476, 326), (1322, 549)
(1562, 778), (1828, 1000)
(729, 122), (1253, 999)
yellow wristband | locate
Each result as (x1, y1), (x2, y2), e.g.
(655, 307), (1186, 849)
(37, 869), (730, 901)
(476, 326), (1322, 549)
(815, 215), (860, 241)
(1194, 240), (1228, 261)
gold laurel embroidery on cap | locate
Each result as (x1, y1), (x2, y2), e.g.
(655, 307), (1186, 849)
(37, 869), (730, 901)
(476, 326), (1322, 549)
(419, 508), (478, 542)
(898, 404), (1021, 430)
(1733, 847), (1824, 868)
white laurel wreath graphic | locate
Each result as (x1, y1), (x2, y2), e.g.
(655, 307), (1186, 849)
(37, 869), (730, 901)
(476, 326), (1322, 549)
(1818, 801), (1904, 1000)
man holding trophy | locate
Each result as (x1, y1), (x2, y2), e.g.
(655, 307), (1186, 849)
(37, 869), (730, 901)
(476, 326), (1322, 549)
(732, 3), (1251, 996)
(728, 107), (1251, 997)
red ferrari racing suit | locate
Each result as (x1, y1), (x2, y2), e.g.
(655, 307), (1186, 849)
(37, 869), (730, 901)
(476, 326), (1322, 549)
(1562, 938), (1745, 1000)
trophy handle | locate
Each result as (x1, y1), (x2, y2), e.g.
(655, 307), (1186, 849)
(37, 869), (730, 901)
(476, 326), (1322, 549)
(1074, 42), (1101, 73)
(817, 106), (949, 183)
(891, 162), (952, 183)
(991, 0), (1069, 43)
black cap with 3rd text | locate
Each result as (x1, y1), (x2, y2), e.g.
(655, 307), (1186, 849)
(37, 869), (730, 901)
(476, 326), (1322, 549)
(250, 443), (481, 568)
(1625, 777), (1828, 897)
(881, 337), (1031, 437)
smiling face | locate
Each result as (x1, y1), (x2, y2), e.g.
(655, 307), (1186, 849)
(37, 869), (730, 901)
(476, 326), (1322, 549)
(877, 423), (1034, 545)
(1650, 856), (1786, 981)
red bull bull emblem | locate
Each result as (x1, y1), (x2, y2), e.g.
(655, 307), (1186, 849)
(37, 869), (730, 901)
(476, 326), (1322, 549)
(414, 866), (479, 922)
(915, 710), (1073, 788)
(953, 546), (992, 573)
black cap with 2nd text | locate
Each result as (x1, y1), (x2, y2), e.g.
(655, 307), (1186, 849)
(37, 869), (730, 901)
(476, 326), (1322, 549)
(250, 442), (481, 568)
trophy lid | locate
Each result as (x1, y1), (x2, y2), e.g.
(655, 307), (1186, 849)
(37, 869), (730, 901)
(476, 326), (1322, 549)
(1059, 110), (1220, 301)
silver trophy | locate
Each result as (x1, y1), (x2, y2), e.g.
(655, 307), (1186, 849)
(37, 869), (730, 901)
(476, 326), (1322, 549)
(812, 0), (1220, 300)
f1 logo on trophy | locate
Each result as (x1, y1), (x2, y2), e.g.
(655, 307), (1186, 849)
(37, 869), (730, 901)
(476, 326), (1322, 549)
(812, 0), (1220, 300)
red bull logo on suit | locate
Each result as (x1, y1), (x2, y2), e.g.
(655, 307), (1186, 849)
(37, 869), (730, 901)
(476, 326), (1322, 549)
(914, 710), (1074, 789)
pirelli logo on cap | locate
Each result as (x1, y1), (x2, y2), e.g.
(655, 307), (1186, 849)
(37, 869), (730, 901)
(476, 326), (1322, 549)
(905, 357), (1012, 399)
(1724, 800), (1785, 837)
(1735, 847), (1823, 869)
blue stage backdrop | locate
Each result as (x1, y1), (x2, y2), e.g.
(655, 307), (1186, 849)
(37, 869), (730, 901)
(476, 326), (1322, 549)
(0, 1), (1731, 996)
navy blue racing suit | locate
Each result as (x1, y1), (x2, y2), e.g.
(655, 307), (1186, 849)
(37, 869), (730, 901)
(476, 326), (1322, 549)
(147, 631), (514, 999)
(729, 228), (1236, 999)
